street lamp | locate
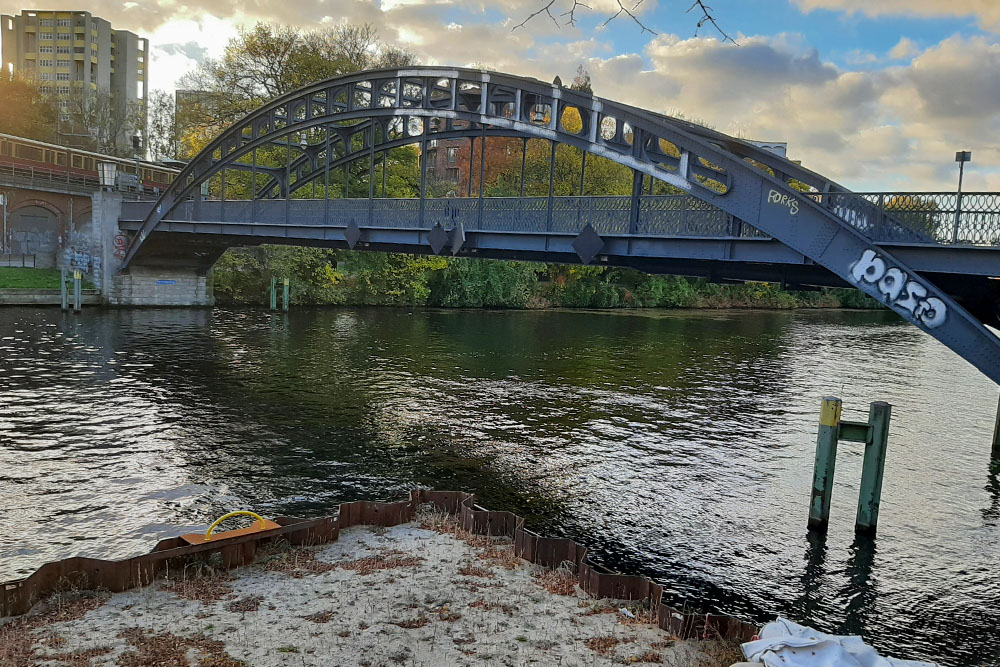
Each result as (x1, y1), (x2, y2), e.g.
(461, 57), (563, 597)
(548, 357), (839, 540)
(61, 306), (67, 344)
(97, 161), (117, 192)
(953, 150), (972, 243)
(0, 192), (8, 255)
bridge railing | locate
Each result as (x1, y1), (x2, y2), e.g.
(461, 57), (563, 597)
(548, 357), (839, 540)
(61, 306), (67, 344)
(125, 192), (1000, 247)
(0, 162), (100, 191)
(126, 195), (770, 240)
(816, 192), (1000, 246)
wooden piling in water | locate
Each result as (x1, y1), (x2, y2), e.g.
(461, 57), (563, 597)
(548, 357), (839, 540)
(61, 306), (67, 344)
(809, 396), (842, 532)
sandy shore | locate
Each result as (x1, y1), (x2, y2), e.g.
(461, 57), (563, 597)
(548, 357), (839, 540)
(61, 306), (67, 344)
(3, 510), (744, 666)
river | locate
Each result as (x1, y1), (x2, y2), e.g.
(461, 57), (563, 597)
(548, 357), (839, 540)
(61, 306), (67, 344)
(1, 306), (997, 665)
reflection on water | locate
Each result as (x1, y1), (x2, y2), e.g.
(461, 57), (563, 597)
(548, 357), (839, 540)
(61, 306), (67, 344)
(1, 306), (998, 665)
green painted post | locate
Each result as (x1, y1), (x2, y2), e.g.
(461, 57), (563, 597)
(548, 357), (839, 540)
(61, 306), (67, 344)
(269, 277), (277, 310)
(856, 401), (891, 534)
(991, 392), (1000, 461)
(72, 269), (82, 313)
(282, 277), (290, 312)
(60, 269), (68, 311)
(809, 396), (842, 532)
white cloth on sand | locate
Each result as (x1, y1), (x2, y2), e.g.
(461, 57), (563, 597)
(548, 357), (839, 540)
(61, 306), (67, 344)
(741, 618), (937, 667)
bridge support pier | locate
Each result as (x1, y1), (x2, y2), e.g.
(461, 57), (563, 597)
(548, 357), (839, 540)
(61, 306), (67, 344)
(108, 267), (214, 307)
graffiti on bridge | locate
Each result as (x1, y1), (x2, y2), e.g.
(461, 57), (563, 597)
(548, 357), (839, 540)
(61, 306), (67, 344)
(113, 234), (127, 261)
(849, 249), (947, 328)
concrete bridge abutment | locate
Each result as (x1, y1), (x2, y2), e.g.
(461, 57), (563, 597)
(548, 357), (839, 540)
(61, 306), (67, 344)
(92, 191), (218, 307)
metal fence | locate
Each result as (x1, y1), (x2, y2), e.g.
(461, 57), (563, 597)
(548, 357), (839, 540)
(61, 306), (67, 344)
(0, 163), (100, 192)
(123, 191), (1000, 247)
(819, 192), (1000, 245)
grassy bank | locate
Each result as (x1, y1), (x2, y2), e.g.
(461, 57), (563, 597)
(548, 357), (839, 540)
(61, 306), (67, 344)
(0, 268), (94, 290)
(213, 246), (881, 311)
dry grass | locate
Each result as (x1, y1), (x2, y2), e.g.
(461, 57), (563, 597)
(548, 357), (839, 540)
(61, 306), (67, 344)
(532, 566), (578, 596)
(391, 614), (430, 629)
(469, 599), (515, 615)
(694, 640), (746, 667)
(626, 649), (664, 663)
(457, 564), (495, 578)
(0, 590), (110, 666)
(262, 548), (337, 578)
(339, 550), (423, 576)
(118, 627), (245, 666)
(226, 595), (264, 613)
(160, 572), (234, 603)
(584, 635), (622, 655)
(302, 611), (334, 624)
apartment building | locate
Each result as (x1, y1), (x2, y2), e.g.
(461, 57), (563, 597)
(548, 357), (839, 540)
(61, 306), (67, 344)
(1, 9), (148, 151)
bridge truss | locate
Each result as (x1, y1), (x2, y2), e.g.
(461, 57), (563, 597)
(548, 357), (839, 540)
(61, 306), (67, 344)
(124, 67), (1000, 384)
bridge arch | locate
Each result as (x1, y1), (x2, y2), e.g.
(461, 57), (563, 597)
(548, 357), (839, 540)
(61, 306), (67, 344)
(127, 67), (1000, 384)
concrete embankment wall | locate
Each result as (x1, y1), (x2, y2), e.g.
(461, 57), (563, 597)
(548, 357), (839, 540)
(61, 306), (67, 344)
(0, 288), (101, 305)
(107, 267), (214, 307)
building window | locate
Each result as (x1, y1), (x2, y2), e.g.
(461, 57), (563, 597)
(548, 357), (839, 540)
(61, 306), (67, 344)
(58, 86), (70, 94)
(57, 19), (71, 27)
(39, 32), (53, 40)
(57, 45), (70, 54)
(60, 114), (70, 122)
(446, 167), (460, 180)
(56, 72), (69, 80)
(59, 99), (69, 109)
(447, 147), (458, 164)
(56, 33), (70, 41)
(39, 59), (53, 67)
(57, 59), (69, 67)
(40, 19), (53, 26)
(40, 86), (51, 93)
(39, 46), (53, 54)
(39, 72), (52, 80)
(91, 21), (96, 31)
(91, 48), (97, 57)
(138, 55), (144, 63)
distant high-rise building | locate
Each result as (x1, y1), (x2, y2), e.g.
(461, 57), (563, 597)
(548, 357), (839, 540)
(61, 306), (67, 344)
(1, 9), (148, 152)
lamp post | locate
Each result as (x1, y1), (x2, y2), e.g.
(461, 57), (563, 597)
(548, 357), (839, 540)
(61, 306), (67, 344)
(953, 150), (972, 243)
(0, 192), (9, 255)
(97, 161), (118, 192)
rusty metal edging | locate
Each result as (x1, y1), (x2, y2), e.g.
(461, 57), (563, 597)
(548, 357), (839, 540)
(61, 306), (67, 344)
(1, 490), (757, 641)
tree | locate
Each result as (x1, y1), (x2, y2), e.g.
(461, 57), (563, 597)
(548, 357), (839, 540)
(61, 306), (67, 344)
(63, 90), (144, 156)
(147, 89), (179, 161)
(0, 74), (58, 142)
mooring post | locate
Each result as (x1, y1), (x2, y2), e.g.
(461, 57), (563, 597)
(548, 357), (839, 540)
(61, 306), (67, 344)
(72, 270), (82, 313)
(856, 401), (891, 534)
(282, 277), (290, 312)
(809, 396), (842, 532)
(269, 277), (277, 310)
(991, 392), (1000, 461)
(60, 268), (68, 311)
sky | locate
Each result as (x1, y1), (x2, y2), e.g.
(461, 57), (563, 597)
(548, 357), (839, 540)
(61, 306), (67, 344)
(2, 0), (998, 191)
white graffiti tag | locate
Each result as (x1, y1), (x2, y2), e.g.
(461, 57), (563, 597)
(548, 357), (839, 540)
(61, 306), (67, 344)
(848, 250), (947, 328)
(767, 189), (799, 216)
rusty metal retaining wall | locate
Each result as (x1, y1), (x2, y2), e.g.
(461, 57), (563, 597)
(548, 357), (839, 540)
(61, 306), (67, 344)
(1, 490), (757, 641)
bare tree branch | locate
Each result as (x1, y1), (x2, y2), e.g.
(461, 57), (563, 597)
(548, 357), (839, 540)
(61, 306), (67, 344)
(513, 0), (739, 44)
(600, 0), (655, 35)
(560, 0), (592, 27)
(512, 0), (561, 30)
(687, 0), (738, 45)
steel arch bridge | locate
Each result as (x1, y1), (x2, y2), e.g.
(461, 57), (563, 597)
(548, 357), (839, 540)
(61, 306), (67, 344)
(121, 67), (1000, 383)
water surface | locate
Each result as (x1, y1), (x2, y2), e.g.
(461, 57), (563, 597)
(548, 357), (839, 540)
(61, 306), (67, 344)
(1, 306), (998, 665)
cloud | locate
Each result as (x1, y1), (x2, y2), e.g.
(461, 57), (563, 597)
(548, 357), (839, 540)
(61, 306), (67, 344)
(791, 0), (1000, 32)
(889, 37), (919, 60)
(7, 0), (993, 189)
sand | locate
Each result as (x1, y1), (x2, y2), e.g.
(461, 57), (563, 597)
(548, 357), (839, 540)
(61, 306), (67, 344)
(6, 513), (743, 666)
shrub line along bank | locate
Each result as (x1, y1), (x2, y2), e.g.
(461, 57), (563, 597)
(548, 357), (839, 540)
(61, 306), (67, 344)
(213, 247), (881, 310)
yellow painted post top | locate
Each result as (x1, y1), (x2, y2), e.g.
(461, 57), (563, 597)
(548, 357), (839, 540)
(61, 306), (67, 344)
(819, 396), (842, 427)
(73, 270), (81, 280)
(283, 278), (290, 286)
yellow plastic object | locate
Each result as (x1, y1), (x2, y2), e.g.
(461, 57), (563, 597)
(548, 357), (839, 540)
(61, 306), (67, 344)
(204, 511), (267, 540)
